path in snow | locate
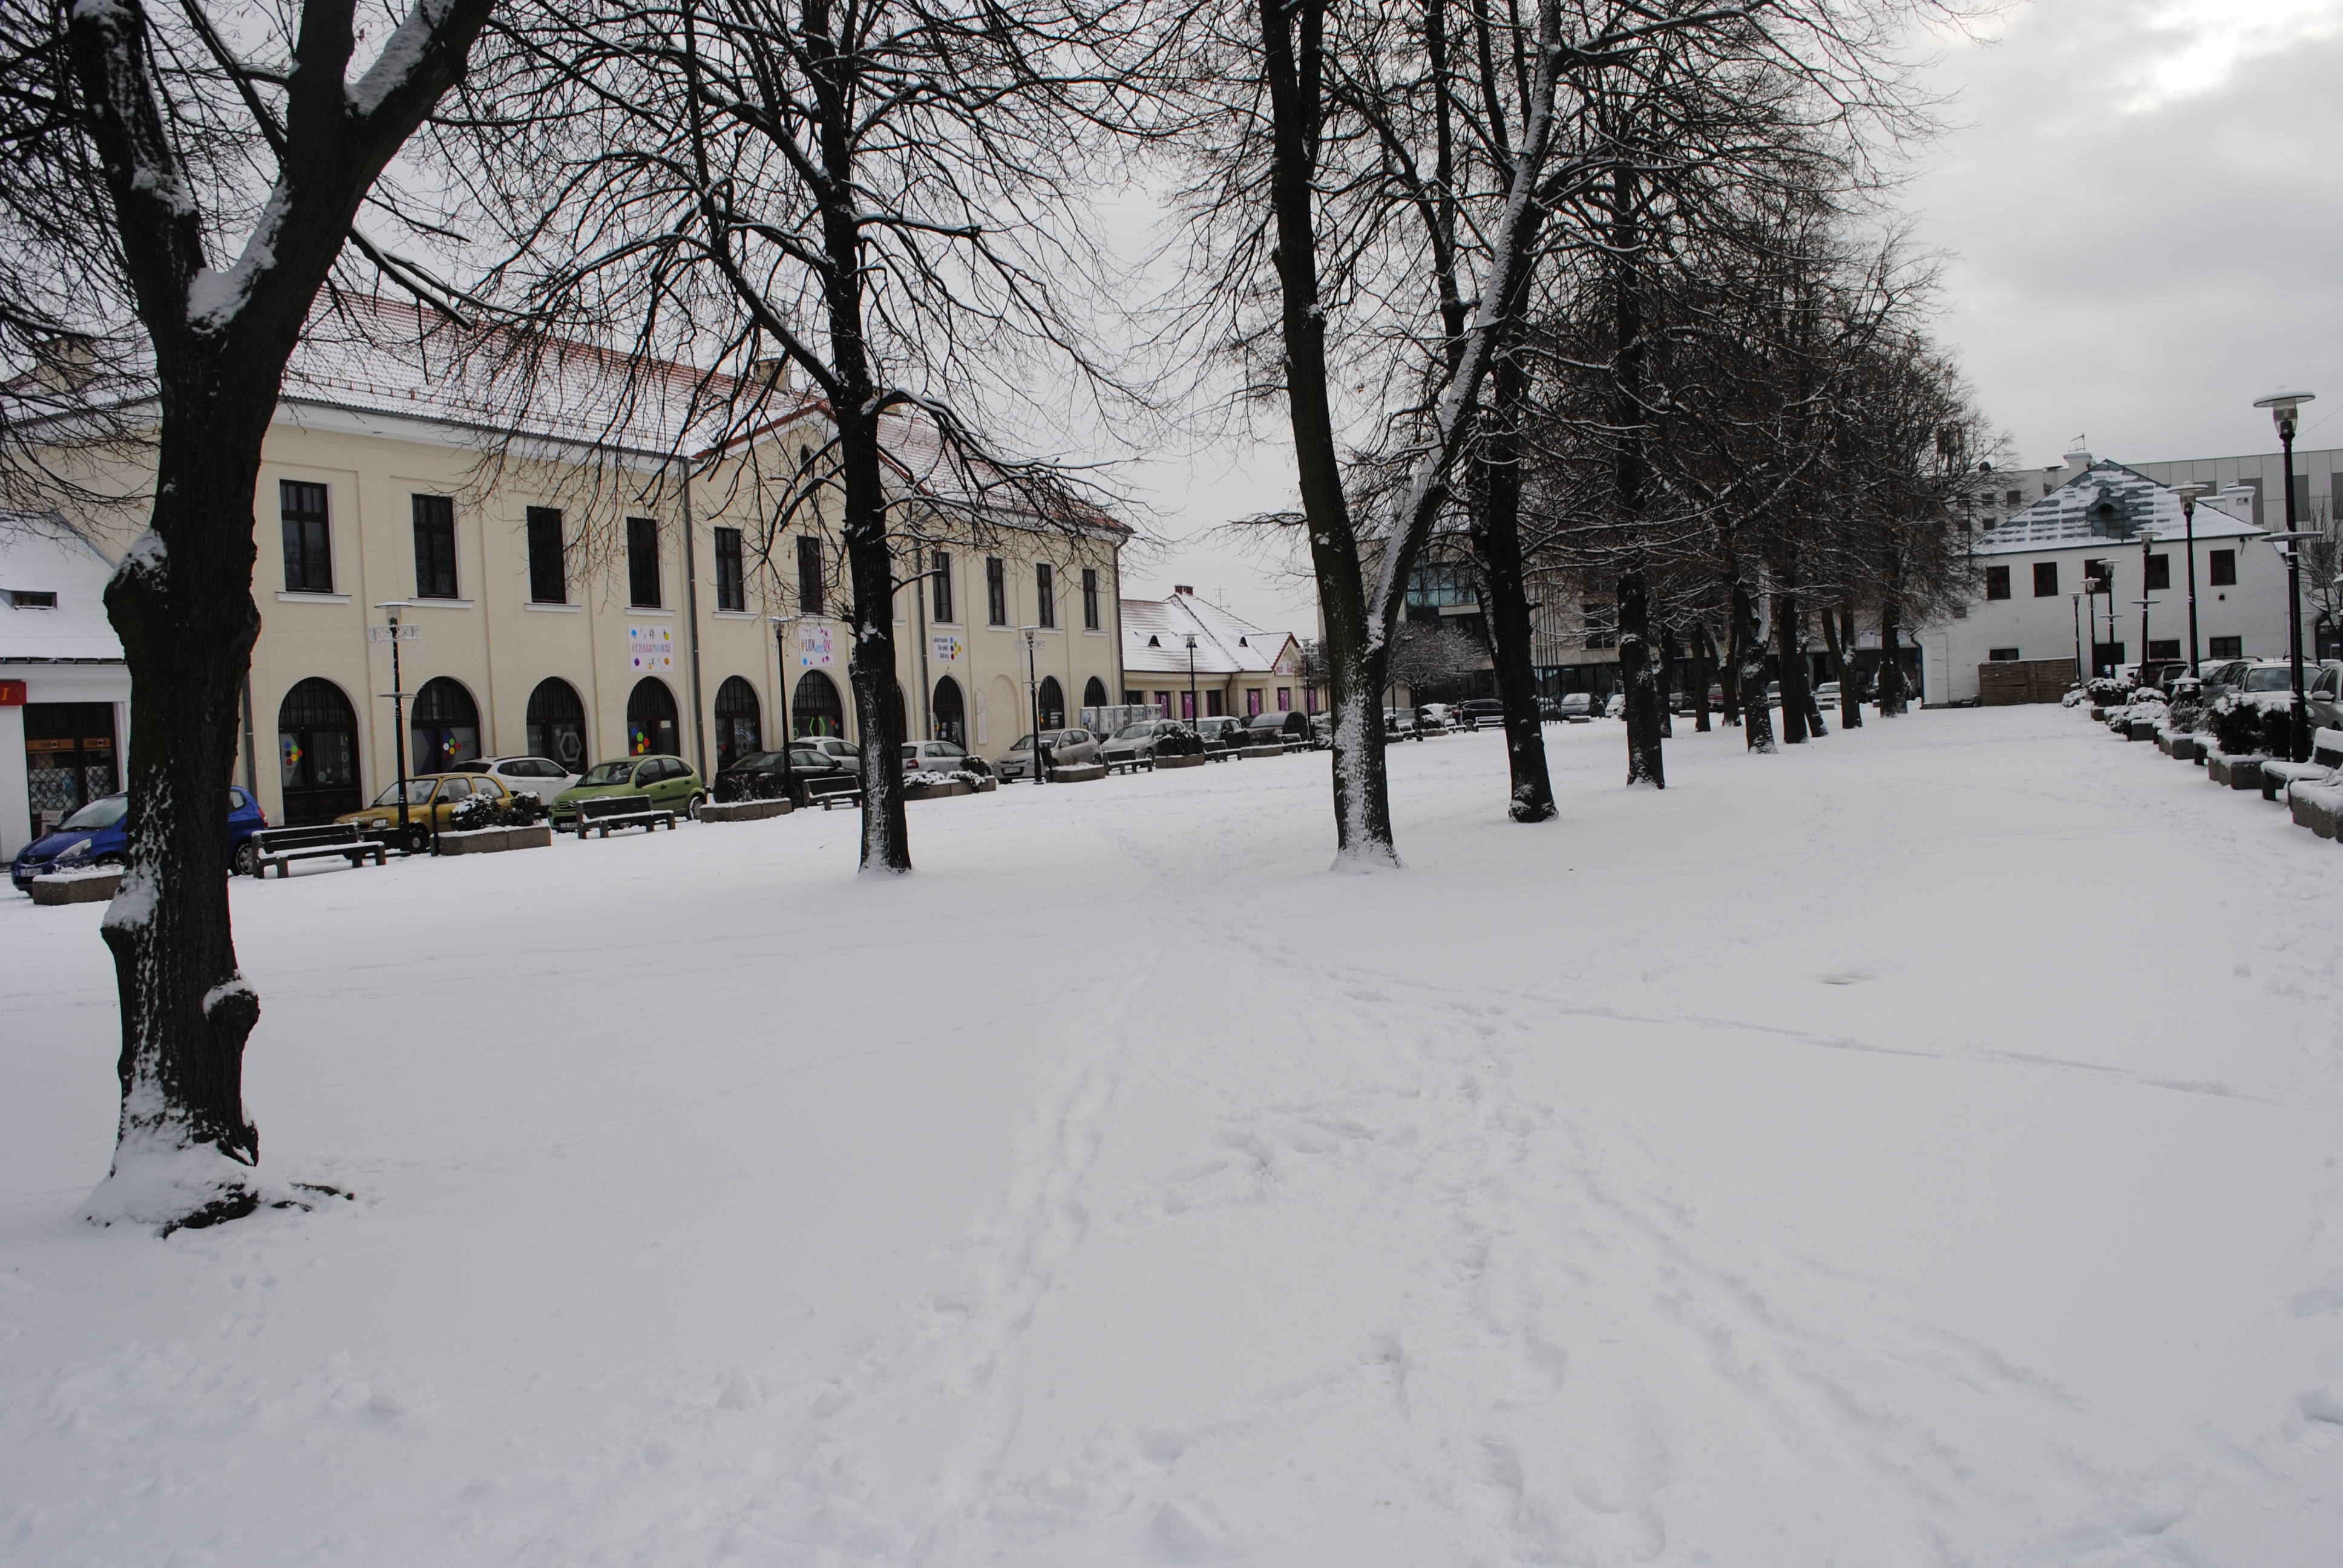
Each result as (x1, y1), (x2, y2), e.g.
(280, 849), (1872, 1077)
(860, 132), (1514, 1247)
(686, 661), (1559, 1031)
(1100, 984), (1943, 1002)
(2, 706), (2340, 1566)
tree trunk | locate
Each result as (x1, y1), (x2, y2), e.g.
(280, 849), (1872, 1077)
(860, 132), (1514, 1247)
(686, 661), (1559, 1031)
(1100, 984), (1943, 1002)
(94, 388), (271, 1226)
(1717, 615), (1742, 724)
(1772, 577), (1810, 744)
(1689, 622), (1713, 733)
(1657, 625), (1677, 738)
(1830, 604), (1862, 728)
(1619, 569), (1665, 786)
(837, 417), (911, 872)
(1733, 581), (1776, 753)
(1876, 600), (1907, 714)
(1472, 353), (1555, 822)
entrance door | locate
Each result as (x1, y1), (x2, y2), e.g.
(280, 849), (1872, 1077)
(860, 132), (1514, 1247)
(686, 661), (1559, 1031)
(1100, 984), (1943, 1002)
(276, 678), (360, 825)
(22, 701), (117, 840)
(931, 676), (966, 745)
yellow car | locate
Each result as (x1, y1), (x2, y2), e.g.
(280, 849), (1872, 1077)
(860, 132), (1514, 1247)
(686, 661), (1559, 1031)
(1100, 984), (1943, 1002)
(336, 772), (520, 847)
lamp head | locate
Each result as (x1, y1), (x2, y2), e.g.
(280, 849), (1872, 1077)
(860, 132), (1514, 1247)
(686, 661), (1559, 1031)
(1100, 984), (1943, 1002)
(2255, 390), (2315, 433)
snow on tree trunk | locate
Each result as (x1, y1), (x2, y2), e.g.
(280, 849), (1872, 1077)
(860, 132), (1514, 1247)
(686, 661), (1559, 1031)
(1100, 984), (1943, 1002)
(1733, 583), (1776, 754)
(1619, 569), (1665, 787)
(1828, 605), (1863, 729)
(1690, 624), (1713, 733)
(1876, 601), (1907, 716)
(1773, 582), (1810, 744)
(1473, 354), (1554, 823)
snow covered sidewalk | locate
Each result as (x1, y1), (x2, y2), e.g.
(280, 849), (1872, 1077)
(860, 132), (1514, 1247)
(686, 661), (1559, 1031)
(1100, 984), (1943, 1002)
(3, 706), (2340, 1565)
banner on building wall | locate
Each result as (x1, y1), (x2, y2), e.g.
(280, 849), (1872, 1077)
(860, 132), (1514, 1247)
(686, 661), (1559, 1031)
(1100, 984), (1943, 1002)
(798, 625), (836, 668)
(629, 626), (675, 671)
(932, 634), (963, 663)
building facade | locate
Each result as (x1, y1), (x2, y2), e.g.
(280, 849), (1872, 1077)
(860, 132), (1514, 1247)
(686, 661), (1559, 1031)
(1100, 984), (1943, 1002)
(1122, 588), (1306, 720)
(2, 520), (133, 858)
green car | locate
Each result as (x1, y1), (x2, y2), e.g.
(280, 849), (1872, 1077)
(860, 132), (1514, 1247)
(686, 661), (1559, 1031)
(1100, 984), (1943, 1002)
(549, 754), (708, 826)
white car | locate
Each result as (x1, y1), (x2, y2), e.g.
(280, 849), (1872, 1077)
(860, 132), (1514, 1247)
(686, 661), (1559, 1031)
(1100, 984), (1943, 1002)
(997, 727), (1103, 780)
(794, 735), (863, 776)
(453, 755), (577, 803)
(902, 739), (989, 776)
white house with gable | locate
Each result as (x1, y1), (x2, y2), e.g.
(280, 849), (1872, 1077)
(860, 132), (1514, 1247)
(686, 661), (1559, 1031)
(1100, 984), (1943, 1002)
(1, 515), (132, 858)
(1920, 454), (2297, 704)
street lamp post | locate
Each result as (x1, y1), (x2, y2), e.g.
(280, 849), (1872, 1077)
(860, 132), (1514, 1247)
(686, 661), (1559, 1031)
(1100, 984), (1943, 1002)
(2176, 482), (2210, 676)
(769, 613), (798, 802)
(2136, 528), (2157, 685)
(370, 600), (418, 852)
(1184, 632), (1198, 724)
(2070, 592), (2083, 683)
(2255, 390), (2318, 760)
(1020, 625), (1056, 784)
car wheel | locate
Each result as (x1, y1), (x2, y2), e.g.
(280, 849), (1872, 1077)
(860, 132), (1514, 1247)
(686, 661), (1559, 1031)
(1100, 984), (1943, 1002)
(231, 841), (258, 878)
(687, 793), (707, 820)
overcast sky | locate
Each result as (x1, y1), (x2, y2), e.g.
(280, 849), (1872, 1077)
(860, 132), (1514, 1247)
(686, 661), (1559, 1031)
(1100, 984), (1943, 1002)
(1118, 0), (2343, 638)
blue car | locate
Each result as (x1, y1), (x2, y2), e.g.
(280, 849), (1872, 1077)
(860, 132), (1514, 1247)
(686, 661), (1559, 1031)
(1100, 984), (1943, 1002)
(11, 787), (268, 893)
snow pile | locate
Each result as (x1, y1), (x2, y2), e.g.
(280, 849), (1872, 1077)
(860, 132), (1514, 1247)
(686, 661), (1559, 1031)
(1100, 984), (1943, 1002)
(4, 708), (2341, 1564)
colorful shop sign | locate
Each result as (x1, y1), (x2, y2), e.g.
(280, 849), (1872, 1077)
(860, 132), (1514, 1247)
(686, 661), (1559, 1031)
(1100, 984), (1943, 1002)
(629, 626), (674, 671)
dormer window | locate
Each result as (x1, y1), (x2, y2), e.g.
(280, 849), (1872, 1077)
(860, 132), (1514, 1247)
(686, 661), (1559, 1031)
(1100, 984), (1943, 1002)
(8, 589), (57, 608)
(1147, 634), (1160, 647)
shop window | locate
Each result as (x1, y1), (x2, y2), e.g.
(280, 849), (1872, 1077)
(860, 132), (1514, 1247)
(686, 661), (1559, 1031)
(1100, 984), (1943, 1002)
(1206, 689), (1224, 717)
(23, 700), (119, 839)
(932, 676), (966, 745)
(626, 676), (680, 756)
(410, 676), (481, 771)
(525, 678), (587, 769)
(792, 670), (844, 737)
(1037, 676), (1065, 728)
(1277, 687), (1292, 709)
(412, 494), (457, 599)
(2209, 550), (2236, 586)
(280, 480), (332, 593)
(275, 678), (358, 826)
(1247, 688), (1263, 716)
(527, 508), (566, 604)
(714, 528), (745, 612)
(628, 517), (662, 609)
(713, 675), (761, 771)
(1083, 676), (1107, 710)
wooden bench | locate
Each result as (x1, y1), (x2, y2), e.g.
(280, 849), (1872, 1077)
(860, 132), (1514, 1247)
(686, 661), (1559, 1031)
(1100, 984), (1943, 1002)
(252, 823), (387, 878)
(2258, 727), (2343, 800)
(1102, 753), (1153, 776)
(804, 776), (863, 810)
(573, 794), (677, 838)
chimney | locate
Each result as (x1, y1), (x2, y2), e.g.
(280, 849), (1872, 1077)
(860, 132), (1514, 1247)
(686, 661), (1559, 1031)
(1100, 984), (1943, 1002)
(1173, 584), (1193, 595)
(2062, 449), (2094, 482)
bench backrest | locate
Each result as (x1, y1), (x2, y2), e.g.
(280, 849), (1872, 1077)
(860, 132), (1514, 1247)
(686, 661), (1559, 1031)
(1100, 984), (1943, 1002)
(254, 823), (360, 850)
(578, 794), (660, 818)
(2316, 727), (2343, 766)
(802, 776), (858, 796)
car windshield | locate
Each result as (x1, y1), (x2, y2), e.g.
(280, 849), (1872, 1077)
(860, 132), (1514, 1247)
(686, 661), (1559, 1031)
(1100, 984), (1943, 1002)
(2244, 667), (2293, 691)
(369, 779), (437, 805)
(578, 760), (636, 786)
(732, 752), (784, 771)
(1113, 723), (1153, 739)
(59, 794), (128, 831)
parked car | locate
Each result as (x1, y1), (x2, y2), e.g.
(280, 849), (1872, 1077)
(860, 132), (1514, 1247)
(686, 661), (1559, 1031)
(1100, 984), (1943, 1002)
(1555, 692), (1596, 723)
(1190, 715), (1251, 754)
(1415, 702), (1456, 734)
(548, 754), (707, 826)
(791, 735), (863, 776)
(1383, 708), (1423, 740)
(2310, 663), (2343, 730)
(1604, 693), (1626, 719)
(1102, 717), (1184, 767)
(1245, 710), (1311, 748)
(2197, 658), (2255, 701)
(1708, 683), (1726, 710)
(903, 739), (989, 776)
(452, 755), (578, 803)
(1457, 697), (1506, 730)
(1813, 681), (1841, 708)
(2230, 660), (2302, 710)
(338, 771), (525, 843)
(714, 749), (799, 802)
(997, 727), (1104, 780)
(13, 786), (267, 891)
(1308, 712), (1335, 749)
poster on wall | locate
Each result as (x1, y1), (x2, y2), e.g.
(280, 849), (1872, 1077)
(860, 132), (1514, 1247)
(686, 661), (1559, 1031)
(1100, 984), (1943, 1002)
(798, 625), (836, 668)
(931, 634), (963, 663)
(629, 626), (674, 671)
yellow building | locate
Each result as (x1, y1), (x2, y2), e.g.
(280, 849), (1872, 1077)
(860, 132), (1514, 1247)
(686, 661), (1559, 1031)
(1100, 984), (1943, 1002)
(1121, 587), (1307, 721)
(50, 316), (1129, 824)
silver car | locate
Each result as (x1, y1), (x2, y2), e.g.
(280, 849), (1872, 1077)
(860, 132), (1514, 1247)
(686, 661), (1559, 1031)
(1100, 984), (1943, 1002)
(452, 755), (578, 803)
(996, 727), (1103, 780)
(1101, 718), (1179, 767)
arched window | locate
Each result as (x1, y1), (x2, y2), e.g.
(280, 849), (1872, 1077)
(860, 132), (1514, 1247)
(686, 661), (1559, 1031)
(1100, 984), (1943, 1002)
(931, 676), (966, 746)
(792, 670), (845, 737)
(627, 678), (681, 756)
(1083, 676), (1107, 711)
(714, 676), (762, 773)
(525, 678), (588, 770)
(410, 676), (480, 773)
(277, 677), (359, 825)
(1037, 675), (1065, 729)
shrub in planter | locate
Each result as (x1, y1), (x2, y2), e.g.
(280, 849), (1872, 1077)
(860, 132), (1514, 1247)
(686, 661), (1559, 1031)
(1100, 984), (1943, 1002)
(2164, 691), (2207, 734)
(2209, 694), (2272, 757)
(450, 790), (547, 832)
(1153, 723), (1206, 759)
(2086, 676), (2129, 705)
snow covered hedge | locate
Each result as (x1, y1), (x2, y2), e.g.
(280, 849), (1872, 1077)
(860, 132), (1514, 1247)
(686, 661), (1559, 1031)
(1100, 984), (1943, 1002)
(1153, 724), (1206, 759)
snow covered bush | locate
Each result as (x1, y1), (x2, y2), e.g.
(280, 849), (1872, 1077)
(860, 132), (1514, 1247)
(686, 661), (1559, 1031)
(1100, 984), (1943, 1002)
(2208, 694), (2284, 757)
(1153, 724), (1205, 759)
(2086, 676), (2128, 704)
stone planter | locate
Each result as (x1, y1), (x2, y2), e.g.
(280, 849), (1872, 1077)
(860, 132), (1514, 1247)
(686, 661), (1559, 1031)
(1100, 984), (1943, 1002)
(1154, 753), (1207, 769)
(903, 779), (974, 802)
(698, 797), (793, 823)
(2167, 734), (2204, 762)
(2089, 707), (2109, 721)
(1049, 762), (1107, 783)
(977, 776), (998, 792)
(439, 824), (554, 855)
(2126, 720), (2157, 742)
(1237, 743), (1285, 759)
(2207, 754), (2266, 790)
(2290, 785), (2343, 840)
(29, 869), (123, 905)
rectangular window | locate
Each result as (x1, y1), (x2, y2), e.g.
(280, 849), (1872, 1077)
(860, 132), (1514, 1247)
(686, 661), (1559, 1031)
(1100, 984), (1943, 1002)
(280, 480), (332, 594)
(986, 557), (1007, 625)
(2210, 635), (2243, 659)
(526, 506), (566, 604)
(2148, 638), (2181, 660)
(1277, 687), (1291, 709)
(411, 494), (457, 599)
(2209, 549), (2236, 586)
(1081, 567), (1100, 630)
(1153, 690), (1170, 714)
(1180, 691), (1194, 720)
(627, 517), (662, 607)
(2146, 554), (2170, 591)
(1122, 690), (1141, 706)
(2033, 561), (2058, 597)
(1206, 689), (1224, 717)
(2083, 558), (2111, 593)
(713, 526), (744, 612)
(1988, 647), (2021, 661)
(2004, 489), (2022, 506)
(1984, 564), (2011, 600)
(2092, 641), (2126, 670)
(1036, 563), (1055, 628)
(1580, 601), (1617, 650)
(797, 535), (824, 616)
(1306, 688), (1320, 714)
(932, 549), (954, 623)
(1246, 688), (1263, 716)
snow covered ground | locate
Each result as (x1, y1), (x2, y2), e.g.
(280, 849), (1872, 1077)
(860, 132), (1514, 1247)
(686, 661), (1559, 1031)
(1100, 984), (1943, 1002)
(4, 706), (2341, 1566)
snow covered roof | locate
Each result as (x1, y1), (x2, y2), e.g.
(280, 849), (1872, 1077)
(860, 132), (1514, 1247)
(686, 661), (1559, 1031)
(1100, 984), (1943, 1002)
(1122, 590), (1298, 677)
(1974, 460), (2261, 555)
(0, 514), (123, 663)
